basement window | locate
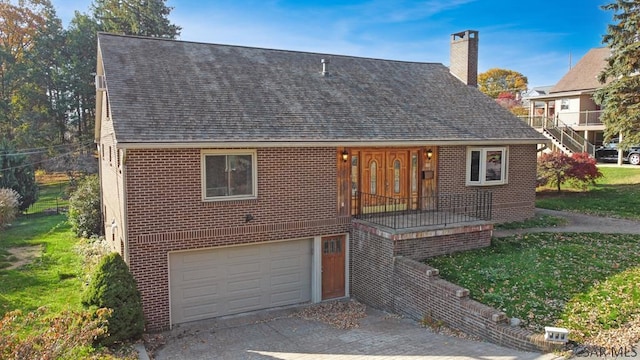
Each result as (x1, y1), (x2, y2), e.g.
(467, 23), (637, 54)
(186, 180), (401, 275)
(466, 147), (507, 186)
(202, 150), (257, 201)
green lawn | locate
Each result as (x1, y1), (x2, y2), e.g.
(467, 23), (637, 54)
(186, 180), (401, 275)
(0, 213), (84, 316)
(24, 180), (69, 215)
(1, 180), (83, 316)
(536, 166), (640, 220)
(427, 232), (640, 344)
(428, 166), (640, 346)
(0, 178), (128, 359)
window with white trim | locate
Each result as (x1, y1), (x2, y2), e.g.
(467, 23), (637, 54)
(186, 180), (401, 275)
(202, 150), (257, 200)
(466, 147), (507, 186)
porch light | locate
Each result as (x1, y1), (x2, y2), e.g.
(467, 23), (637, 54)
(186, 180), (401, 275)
(341, 149), (349, 162)
(426, 149), (433, 160)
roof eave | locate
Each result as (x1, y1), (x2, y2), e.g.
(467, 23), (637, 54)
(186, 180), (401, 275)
(114, 138), (549, 149)
(524, 89), (596, 100)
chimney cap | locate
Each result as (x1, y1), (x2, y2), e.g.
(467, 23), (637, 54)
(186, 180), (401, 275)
(451, 30), (478, 41)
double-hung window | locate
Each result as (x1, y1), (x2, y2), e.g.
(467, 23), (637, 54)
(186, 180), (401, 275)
(202, 150), (257, 200)
(466, 147), (507, 186)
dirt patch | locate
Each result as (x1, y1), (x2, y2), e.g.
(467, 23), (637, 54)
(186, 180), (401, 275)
(6, 245), (43, 270)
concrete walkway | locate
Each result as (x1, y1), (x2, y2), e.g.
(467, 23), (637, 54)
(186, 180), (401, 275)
(493, 208), (640, 237)
(151, 306), (558, 360)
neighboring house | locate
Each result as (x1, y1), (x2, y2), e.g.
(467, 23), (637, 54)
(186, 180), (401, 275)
(521, 85), (554, 116)
(95, 30), (547, 332)
(523, 47), (610, 154)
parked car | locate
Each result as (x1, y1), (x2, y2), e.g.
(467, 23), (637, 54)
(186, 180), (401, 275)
(594, 138), (640, 165)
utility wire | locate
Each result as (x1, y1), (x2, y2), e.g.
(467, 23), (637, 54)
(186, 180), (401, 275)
(0, 141), (95, 172)
(1, 142), (93, 157)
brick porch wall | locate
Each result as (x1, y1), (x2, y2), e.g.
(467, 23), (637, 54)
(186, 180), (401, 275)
(393, 225), (492, 260)
(124, 147), (350, 331)
(438, 144), (537, 223)
(350, 223), (561, 352)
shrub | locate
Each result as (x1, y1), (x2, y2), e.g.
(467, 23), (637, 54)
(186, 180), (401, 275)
(537, 152), (602, 192)
(68, 175), (103, 238)
(0, 188), (21, 228)
(566, 152), (603, 190)
(0, 139), (38, 211)
(82, 253), (144, 346)
(0, 307), (110, 359)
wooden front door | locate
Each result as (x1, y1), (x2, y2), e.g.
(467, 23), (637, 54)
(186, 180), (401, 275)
(359, 149), (411, 212)
(362, 151), (385, 197)
(386, 150), (410, 210)
(321, 235), (345, 299)
(350, 148), (429, 215)
(361, 151), (386, 213)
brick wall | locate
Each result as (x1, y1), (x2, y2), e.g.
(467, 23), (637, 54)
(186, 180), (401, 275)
(110, 144), (538, 331)
(438, 145), (537, 223)
(124, 147), (350, 331)
(393, 225), (492, 260)
(449, 30), (478, 87)
(394, 258), (560, 352)
(351, 223), (561, 352)
(350, 224), (395, 309)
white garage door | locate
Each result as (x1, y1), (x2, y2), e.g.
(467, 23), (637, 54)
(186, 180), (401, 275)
(169, 239), (312, 325)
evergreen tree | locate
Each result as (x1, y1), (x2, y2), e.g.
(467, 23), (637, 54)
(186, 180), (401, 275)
(594, 0), (640, 147)
(66, 12), (99, 145)
(92, 0), (181, 38)
(82, 253), (144, 345)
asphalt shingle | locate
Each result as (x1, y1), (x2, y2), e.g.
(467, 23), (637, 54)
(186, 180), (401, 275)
(97, 33), (545, 145)
(551, 47), (610, 93)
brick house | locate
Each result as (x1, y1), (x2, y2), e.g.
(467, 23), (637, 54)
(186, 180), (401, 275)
(95, 30), (547, 332)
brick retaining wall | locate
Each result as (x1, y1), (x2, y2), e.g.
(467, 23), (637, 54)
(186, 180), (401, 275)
(393, 257), (559, 352)
(350, 222), (562, 353)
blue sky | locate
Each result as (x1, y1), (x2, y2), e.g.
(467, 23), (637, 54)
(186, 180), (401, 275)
(51, 0), (612, 88)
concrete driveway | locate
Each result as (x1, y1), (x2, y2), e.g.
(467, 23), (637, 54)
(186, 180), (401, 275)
(150, 305), (557, 360)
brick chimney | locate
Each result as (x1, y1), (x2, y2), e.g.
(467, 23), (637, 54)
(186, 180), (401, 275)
(450, 30), (479, 86)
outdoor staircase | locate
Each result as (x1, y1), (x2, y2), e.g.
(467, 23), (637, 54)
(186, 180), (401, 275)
(530, 117), (595, 157)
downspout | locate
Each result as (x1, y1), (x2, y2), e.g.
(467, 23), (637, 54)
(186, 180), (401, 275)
(97, 143), (105, 236)
(121, 148), (130, 264)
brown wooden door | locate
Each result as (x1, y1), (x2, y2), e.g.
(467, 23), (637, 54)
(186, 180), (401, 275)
(362, 151), (385, 196)
(361, 151), (386, 212)
(387, 151), (409, 210)
(321, 235), (345, 299)
(355, 149), (424, 214)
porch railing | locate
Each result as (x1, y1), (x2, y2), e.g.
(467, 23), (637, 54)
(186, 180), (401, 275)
(353, 190), (492, 229)
(520, 110), (603, 127)
(519, 115), (596, 156)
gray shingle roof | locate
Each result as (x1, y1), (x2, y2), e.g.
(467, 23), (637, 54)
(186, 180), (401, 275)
(97, 33), (544, 144)
(551, 47), (610, 94)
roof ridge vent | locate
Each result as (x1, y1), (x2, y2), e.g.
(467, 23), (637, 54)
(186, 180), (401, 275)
(321, 58), (330, 76)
